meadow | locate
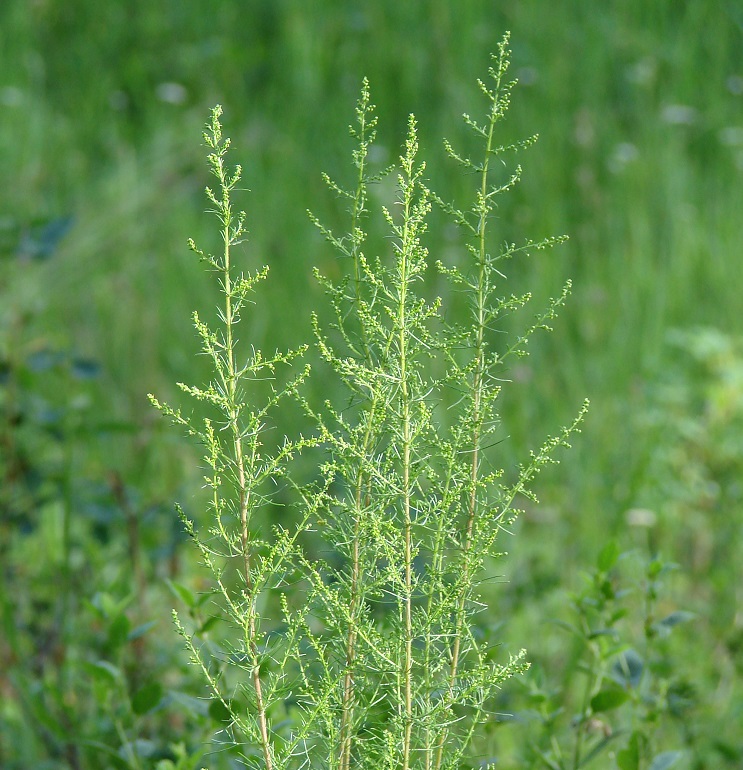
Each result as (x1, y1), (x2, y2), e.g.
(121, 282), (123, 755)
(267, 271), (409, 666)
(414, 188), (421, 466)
(1, 2), (742, 768)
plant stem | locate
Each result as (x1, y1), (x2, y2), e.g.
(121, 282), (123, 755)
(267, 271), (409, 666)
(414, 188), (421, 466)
(339, 92), (373, 770)
(434, 49), (500, 770)
(217, 152), (273, 770)
(399, 139), (415, 770)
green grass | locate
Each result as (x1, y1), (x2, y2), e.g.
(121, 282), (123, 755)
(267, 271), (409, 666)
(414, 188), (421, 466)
(2, 2), (742, 768)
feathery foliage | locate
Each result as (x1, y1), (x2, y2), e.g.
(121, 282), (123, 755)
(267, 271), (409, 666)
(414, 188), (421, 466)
(151, 34), (587, 769)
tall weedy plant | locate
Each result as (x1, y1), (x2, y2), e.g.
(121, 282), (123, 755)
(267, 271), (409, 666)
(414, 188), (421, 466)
(152, 33), (587, 769)
(148, 109), (319, 768)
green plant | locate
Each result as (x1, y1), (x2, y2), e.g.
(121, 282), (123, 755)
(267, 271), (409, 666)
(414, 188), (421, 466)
(632, 327), (743, 766)
(517, 546), (690, 770)
(0, 242), (215, 770)
(151, 34), (587, 768)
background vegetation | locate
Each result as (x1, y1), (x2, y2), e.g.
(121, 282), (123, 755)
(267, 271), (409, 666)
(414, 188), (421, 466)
(1, 2), (741, 768)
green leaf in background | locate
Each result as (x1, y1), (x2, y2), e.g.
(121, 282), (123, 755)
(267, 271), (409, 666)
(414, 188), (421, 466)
(166, 690), (210, 717)
(599, 577), (616, 600)
(107, 612), (131, 649)
(22, 686), (70, 740)
(70, 357), (101, 380)
(578, 730), (624, 767)
(119, 738), (158, 761)
(653, 611), (695, 637)
(166, 579), (196, 609)
(587, 628), (619, 640)
(128, 620), (157, 641)
(198, 614), (221, 634)
(597, 540), (620, 572)
(208, 698), (233, 725)
(612, 648), (644, 689)
(15, 215), (74, 261)
(84, 659), (122, 686)
(590, 685), (630, 713)
(648, 750), (685, 770)
(550, 618), (581, 637)
(132, 682), (164, 715)
(617, 731), (643, 770)
(90, 591), (133, 620)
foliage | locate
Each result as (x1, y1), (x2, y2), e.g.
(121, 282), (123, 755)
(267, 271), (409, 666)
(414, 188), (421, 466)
(2, 5), (741, 768)
(150, 36), (587, 768)
(513, 547), (690, 770)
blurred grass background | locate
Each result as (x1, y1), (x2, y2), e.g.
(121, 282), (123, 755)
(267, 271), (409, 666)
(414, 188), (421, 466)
(2, 1), (743, 767)
(4, 0), (740, 559)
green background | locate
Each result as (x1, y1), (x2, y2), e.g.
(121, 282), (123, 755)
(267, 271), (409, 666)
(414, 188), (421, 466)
(2, 2), (742, 767)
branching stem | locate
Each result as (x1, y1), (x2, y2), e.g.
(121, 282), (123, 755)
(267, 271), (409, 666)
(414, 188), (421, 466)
(208, 111), (274, 770)
(434, 42), (503, 770)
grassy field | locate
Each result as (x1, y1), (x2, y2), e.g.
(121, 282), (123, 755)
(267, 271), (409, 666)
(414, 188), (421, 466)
(2, 2), (742, 768)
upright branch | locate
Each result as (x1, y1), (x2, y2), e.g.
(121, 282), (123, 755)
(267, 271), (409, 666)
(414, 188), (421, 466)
(310, 98), (439, 767)
(150, 106), (311, 770)
(204, 109), (273, 768)
(320, 82), (379, 770)
(429, 33), (587, 768)
(440, 40), (522, 765)
(392, 115), (432, 770)
(310, 82), (391, 770)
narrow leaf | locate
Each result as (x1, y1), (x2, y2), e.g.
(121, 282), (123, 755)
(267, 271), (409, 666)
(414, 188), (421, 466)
(166, 579), (196, 609)
(648, 751), (685, 770)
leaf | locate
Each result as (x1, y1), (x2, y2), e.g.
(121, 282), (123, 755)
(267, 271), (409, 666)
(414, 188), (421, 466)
(108, 613), (131, 650)
(579, 730), (624, 767)
(534, 748), (562, 770)
(208, 698), (233, 725)
(23, 686), (68, 739)
(659, 610), (695, 627)
(611, 649), (644, 688)
(84, 659), (122, 686)
(119, 739), (158, 760)
(26, 349), (65, 372)
(600, 577), (615, 600)
(648, 751), (685, 770)
(591, 685), (630, 713)
(132, 682), (164, 715)
(78, 738), (130, 767)
(71, 357), (101, 380)
(166, 579), (196, 609)
(653, 611), (695, 637)
(91, 591), (133, 620)
(617, 731), (642, 770)
(587, 628), (618, 640)
(597, 541), (620, 572)
(198, 615), (221, 634)
(166, 690), (210, 717)
(196, 590), (213, 608)
(128, 620), (157, 641)
(16, 215), (74, 260)
(550, 618), (581, 637)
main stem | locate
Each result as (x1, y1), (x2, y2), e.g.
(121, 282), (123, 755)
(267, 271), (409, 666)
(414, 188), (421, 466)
(220, 172), (273, 770)
(339, 117), (371, 770)
(399, 180), (414, 770)
(434, 90), (498, 770)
